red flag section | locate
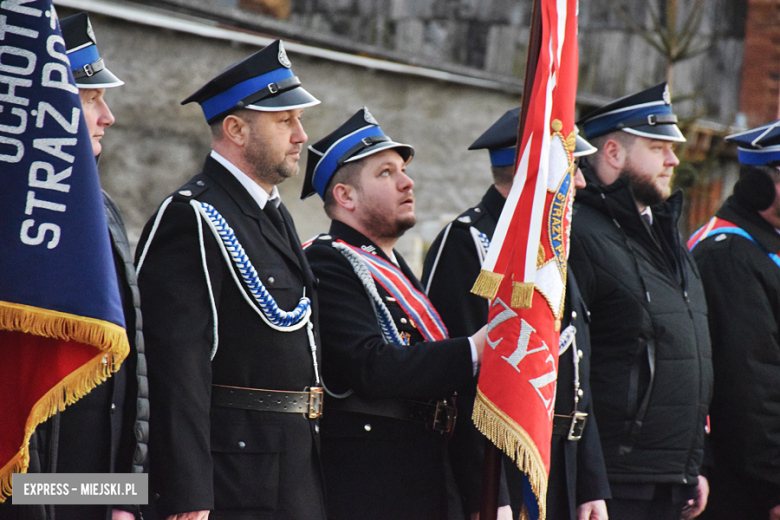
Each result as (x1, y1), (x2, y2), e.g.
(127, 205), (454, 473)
(471, 0), (580, 518)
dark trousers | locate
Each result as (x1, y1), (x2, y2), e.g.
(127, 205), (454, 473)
(607, 483), (695, 520)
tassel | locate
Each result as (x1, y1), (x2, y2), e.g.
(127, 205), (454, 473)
(471, 269), (504, 300)
(472, 389), (548, 520)
(512, 282), (535, 309)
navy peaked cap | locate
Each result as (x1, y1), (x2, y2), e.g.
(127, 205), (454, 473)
(470, 106), (596, 166)
(725, 120), (780, 166)
(578, 83), (685, 143)
(61, 12), (123, 89)
(182, 40), (320, 124)
(301, 107), (414, 200)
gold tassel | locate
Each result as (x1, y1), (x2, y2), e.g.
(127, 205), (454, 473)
(471, 270), (504, 300)
(0, 301), (130, 501)
(512, 282), (535, 309)
(472, 389), (548, 520)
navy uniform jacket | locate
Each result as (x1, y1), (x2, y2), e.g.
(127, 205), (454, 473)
(135, 156), (325, 520)
(422, 185), (610, 519)
(305, 220), (474, 520)
(692, 196), (780, 514)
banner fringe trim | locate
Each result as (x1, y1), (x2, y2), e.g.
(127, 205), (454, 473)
(473, 388), (547, 520)
(0, 302), (129, 502)
(511, 282), (535, 309)
(471, 270), (504, 300)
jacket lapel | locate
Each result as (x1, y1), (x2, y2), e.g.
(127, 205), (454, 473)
(203, 157), (303, 271)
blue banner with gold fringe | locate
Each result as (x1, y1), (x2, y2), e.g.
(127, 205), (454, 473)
(0, 0), (128, 501)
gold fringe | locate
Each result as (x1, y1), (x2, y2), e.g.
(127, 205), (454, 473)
(519, 503), (530, 520)
(473, 388), (547, 520)
(537, 243), (546, 269)
(471, 270), (504, 300)
(0, 301), (130, 502)
(511, 282), (535, 309)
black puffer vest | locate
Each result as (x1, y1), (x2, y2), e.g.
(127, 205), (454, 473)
(569, 174), (712, 486)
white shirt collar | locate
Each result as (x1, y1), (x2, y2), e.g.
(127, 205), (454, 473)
(210, 150), (280, 209)
(640, 206), (653, 226)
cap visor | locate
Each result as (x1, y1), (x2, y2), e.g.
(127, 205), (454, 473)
(346, 141), (414, 164)
(246, 86), (320, 112)
(623, 124), (686, 143)
(75, 67), (124, 89)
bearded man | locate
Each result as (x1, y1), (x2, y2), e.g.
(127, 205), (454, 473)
(135, 41), (326, 520)
(571, 83), (713, 520)
(302, 108), (487, 520)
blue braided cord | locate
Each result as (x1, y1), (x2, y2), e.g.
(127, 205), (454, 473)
(199, 202), (310, 327)
(477, 230), (491, 251)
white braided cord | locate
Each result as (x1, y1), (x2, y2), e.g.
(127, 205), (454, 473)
(194, 203), (220, 360)
(331, 241), (405, 345)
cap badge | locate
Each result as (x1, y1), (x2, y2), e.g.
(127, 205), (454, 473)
(363, 108), (379, 125)
(86, 17), (97, 44)
(662, 85), (671, 105)
(278, 41), (291, 68)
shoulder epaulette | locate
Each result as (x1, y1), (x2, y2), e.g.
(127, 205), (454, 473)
(302, 233), (332, 250)
(172, 179), (209, 202)
(452, 204), (487, 229)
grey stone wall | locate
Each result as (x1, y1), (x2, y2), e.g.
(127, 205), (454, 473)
(58, 7), (521, 274)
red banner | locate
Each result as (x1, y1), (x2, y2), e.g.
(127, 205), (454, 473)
(471, 0), (580, 518)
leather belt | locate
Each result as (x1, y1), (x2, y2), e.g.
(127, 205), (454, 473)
(552, 412), (588, 441)
(326, 394), (456, 434)
(211, 384), (323, 419)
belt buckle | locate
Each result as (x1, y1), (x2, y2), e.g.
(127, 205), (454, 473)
(432, 400), (456, 434)
(83, 63), (94, 77)
(567, 411), (588, 441)
(308, 387), (323, 419)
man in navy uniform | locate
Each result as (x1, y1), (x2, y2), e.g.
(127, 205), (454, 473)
(135, 41), (325, 520)
(689, 123), (780, 520)
(1, 12), (149, 520)
(573, 83), (712, 520)
(301, 108), (487, 520)
(422, 108), (610, 520)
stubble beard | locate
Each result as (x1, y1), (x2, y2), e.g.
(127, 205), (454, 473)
(621, 162), (669, 208)
(361, 200), (417, 242)
(243, 138), (298, 187)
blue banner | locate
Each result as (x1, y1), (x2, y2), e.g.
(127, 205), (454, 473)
(0, 1), (123, 326)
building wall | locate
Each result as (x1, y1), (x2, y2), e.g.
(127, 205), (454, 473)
(58, 6), (521, 274)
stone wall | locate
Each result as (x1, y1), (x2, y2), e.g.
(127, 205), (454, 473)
(56, 5), (522, 274)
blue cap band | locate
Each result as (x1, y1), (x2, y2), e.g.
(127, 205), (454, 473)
(583, 102), (673, 139)
(67, 45), (100, 71)
(489, 147), (516, 167)
(312, 126), (387, 198)
(737, 147), (780, 166)
(200, 66), (294, 121)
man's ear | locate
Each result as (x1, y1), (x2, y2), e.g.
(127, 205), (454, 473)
(601, 138), (626, 171)
(222, 114), (250, 147)
(332, 183), (357, 212)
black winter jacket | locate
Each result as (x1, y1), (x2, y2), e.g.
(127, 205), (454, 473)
(569, 172), (712, 487)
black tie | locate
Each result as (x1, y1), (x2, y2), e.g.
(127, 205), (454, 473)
(263, 201), (289, 243)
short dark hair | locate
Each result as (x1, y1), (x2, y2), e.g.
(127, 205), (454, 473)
(588, 131), (637, 162)
(491, 165), (514, 190)
(323, 158), (366, 219)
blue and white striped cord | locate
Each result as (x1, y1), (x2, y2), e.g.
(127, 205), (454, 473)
(196, 201), (311, 328)
(193, 201), (320, 383)
(470, 227), (491, 265)
(332, 242), (406, 346)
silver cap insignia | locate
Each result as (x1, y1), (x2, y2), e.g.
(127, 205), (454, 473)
(278, 41), (291, 68)
(363, 108), (379, 125)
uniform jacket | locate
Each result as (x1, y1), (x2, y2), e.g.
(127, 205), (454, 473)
(570, 169), (712, 487)
(422, 185), (610, 519)
(305, 220), (474, 520)
(135, 156), (325, 520)
(691, 196), (780, 492)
